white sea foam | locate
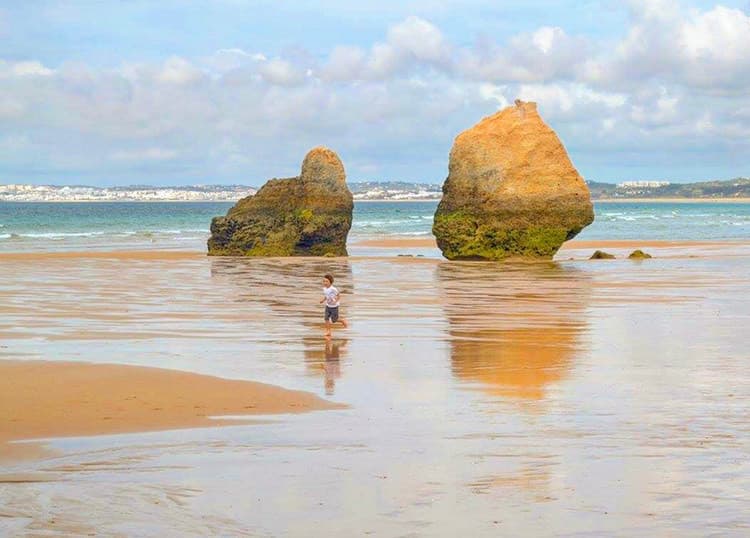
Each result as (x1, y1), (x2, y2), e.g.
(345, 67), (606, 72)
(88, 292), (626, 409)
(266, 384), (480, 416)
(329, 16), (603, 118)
(3, 228), (210, 240)
(21, 231), (107, 238)
(157, 229), (208, 234)
(354, 219), (426, 227)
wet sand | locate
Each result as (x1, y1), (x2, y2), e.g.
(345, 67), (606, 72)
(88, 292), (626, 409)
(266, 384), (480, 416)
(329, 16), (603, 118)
(352, 236), (747, 250)
(0, 249), (203, 261)
(0, 360), (342, 461)
(0, 237), (744, 263)
(1, 247), (749, 536)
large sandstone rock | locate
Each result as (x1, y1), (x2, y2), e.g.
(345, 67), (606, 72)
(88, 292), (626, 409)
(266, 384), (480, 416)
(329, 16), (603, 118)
(433, 100), (594, 260)
(208, 147), (353, 256)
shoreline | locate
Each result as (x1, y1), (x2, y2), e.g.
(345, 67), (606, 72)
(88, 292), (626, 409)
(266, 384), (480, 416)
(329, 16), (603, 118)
(3, 197), (750, 203)
(0, 250), (205, 261)
(350, 237), (749, 249)
(1, 237), (748, 261)
(355, 197), (750, 203)
(0, 360), (344, 462)
(0, 199), (240, 204)
(593, 197), (750, 203)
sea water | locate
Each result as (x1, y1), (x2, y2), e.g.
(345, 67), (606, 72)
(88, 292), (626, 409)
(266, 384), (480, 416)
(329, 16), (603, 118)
(0, 201), (748, 252)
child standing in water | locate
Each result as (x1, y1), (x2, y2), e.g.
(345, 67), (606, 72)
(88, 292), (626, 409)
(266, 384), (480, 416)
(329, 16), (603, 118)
(320, 274), (348, 338)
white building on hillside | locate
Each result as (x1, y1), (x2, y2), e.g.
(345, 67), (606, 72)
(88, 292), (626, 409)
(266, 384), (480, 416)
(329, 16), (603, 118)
(617, 181), (671, 189)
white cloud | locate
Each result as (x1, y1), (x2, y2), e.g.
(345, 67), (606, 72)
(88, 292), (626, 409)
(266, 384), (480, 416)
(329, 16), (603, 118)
(157, 56), (204, 85)
(478, 83), (510, 108)
(531, 27), (563, 54)
(589, 3), (750, 89)
(321, 46), (366, 81)
(515, 82), (626, 120)
(258, 58), (306, 86)
(1, 8), (749, 183)
(365, 42), (404, 79)
(460, 26), (588, 83)
(678, 6), (750, 83)
(320, 16), (453, 81)
(386, 16), (450, 64)
(215, 48), (266, 62)
(0, 60), (55, 78)
(206, 48), (267, 74)
(630, 87), (679, 126)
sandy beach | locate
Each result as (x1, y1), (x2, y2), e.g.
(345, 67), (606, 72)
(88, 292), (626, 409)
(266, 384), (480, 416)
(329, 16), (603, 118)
(0, 360), (342, 461)
(1, 242), (749, 536)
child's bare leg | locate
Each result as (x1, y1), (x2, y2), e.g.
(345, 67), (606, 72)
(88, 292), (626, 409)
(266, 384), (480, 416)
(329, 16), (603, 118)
(339, 317), (348, 329)
(325, 320), (332, 337)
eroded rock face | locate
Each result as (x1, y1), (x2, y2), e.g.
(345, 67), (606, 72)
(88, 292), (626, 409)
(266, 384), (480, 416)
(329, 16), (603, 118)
(433, 101), (594, 260)
(208, 147), (353, 256)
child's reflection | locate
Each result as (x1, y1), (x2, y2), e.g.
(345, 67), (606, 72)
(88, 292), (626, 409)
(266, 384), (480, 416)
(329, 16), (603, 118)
(322, 339), (342, 395)
(305, 338), (348, 395)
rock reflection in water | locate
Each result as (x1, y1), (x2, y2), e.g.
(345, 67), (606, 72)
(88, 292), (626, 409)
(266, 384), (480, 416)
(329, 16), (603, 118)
(437, 261), (590, 400)
(303, 338), (348, 395)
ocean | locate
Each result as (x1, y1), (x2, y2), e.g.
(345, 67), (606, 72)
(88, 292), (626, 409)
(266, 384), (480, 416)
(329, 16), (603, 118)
(0, 201), (748, 252)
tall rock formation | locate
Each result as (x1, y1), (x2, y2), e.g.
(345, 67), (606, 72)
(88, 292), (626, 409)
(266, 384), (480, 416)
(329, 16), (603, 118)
(208, 147), (353, 256)
(433, 100), (594, 260)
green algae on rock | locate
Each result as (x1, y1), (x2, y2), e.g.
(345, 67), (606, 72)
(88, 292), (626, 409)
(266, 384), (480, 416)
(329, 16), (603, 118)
(208, 147), (353, 256)
(433, 100), (594, 260)
(628, 249), (652, 259)
(590, 250), (616, 260)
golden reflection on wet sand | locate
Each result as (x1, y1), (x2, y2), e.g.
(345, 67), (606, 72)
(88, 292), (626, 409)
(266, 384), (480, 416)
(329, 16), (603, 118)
(438, 262), (588, 399)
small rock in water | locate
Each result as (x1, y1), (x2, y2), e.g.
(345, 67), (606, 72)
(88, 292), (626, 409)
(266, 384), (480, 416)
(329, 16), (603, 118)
(628, 249), (652, 259)
(590, 250), (615, 260)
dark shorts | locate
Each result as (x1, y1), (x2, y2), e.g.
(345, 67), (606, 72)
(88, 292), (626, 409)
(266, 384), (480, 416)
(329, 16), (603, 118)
(324, 306), (339, 322)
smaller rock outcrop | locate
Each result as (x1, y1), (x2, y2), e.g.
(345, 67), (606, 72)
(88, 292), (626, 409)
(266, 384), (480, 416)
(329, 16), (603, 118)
(628, 249), (652, 259)
(208, 147), (353, 256)
(590, 250), (615, 259)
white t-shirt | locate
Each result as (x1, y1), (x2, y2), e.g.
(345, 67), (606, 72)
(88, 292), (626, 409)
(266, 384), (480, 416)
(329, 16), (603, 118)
(323, 285), (340, 307)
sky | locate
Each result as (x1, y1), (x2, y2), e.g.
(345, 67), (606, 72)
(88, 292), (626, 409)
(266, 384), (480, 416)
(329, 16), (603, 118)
(0, 0), (749, 186)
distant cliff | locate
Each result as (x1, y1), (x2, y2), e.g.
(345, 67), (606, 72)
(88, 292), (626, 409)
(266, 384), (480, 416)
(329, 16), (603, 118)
(587, 178), (750, 199)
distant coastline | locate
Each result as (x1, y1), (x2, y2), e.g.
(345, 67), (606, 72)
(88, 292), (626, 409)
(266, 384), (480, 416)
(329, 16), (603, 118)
(588, 177), (750, 201)
(0, 184), (256, 203)
(353, 195), (441, 202)
(2, 177), (748, 202)
(4, 197), (749, 203)
(594, 197), (750, 203)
